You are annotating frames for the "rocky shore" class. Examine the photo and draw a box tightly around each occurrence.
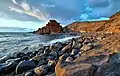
[1,33,120,76]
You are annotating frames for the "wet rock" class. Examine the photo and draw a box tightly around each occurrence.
[17,52,25,58]
[25,71,33,76]
[54,42,63,49]
[80,43,93,51]
[0,55,11,63]
[25,52,33,57]
[30,54,47,62]
[43,46,51,55]
[0,61,18,74]
[22,56,29,61]
[51,42,63,52]
[37,60,48,67]
[48,52,58,60]
[16,60,36,74]
[34,65,48,76]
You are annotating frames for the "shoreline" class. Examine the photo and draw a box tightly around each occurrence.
[0,32,120,76]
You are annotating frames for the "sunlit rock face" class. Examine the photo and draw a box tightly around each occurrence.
[66,11,120,33]
[34,20,63,34]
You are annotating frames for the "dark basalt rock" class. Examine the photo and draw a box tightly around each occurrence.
[94,53,120,76]
[15,60,36,74]
[34,20,63,34]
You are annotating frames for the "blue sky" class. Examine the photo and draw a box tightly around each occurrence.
[0,0,120,32]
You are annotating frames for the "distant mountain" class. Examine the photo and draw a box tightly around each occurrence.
[0,26,35,32]
[65,11,120,33]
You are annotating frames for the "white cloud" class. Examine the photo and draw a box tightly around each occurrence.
[41,4,56,8]
[12,0,18,5]
[9,6,23,13]
[21,1,30,11]
[10,0,49,21]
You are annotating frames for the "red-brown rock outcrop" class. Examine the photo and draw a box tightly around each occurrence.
[34,20,63,34]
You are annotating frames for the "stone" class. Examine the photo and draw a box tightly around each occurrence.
[25,71,33,76]
[30,54,47,62]
[74,42,82,49]
[61,43,72,53]
[83,38,91,45]
[65,57,73,62]
[34,20,63,34]
[15,60,36,74]
[70,49,79,56]
[34,65,48,76]
[55,62,96,76]
[0,61,18,74]
[71,38,76,48]
[16,52,25,58]
[80,43,93,51]
[43,46,51,55]
[37,60,48,67]
[94,53,120,76]
[48,60,56,67]
[22,56,29,61]
[48,52,58,60]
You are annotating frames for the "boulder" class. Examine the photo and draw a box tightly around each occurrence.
[55,62,96,76]
[55,52,110,76]
[34,65,48,76]
[94,53,120,76]
[15,60,36,74]
[0,61,18,74]
[80,43,93,51]
[30,54,47,62]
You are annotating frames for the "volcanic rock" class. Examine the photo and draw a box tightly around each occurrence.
[34,20,63,34]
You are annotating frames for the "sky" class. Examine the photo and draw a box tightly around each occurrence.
[0,0,120,32]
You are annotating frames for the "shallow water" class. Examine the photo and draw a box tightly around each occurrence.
[0,32,79,57]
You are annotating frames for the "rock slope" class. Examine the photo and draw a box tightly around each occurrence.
[66,11,120,33]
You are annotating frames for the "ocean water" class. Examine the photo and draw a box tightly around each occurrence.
[0,32,79,57]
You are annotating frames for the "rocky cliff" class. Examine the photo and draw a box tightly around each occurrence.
[66,11,120,33]
[34,20,63,34]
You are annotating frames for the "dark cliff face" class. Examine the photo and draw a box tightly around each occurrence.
[34,20,63,34]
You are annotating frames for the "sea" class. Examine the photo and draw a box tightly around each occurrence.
[0,32,79,58]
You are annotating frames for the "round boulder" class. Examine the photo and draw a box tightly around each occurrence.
[16,60,36,74]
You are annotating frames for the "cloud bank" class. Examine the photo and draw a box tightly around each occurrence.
[0,0,120,30]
